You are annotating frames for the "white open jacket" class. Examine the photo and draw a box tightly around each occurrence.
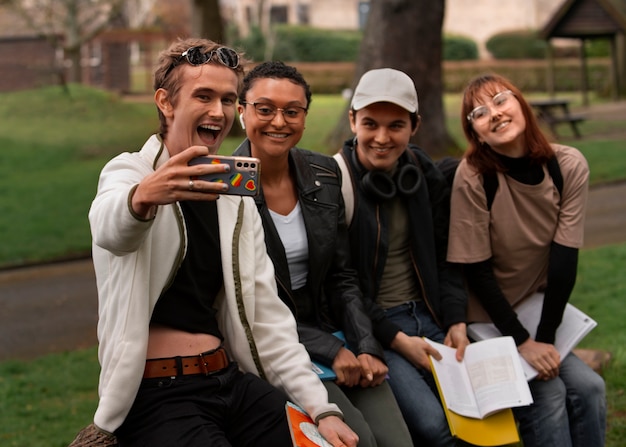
[89,135,340,433]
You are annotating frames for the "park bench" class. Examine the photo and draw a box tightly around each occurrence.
[573,348,612,375]
[529,98,586,139]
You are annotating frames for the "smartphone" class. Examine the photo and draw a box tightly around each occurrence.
[188,155,261,196]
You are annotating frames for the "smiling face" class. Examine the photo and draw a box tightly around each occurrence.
[469,83,527,157]
[349,102,418,172]
[238,77,308,160]
[155,63,239,156]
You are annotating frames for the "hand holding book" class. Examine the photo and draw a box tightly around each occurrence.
[425,336,533,419]
[286,402,334,447]
[467,293,597,380]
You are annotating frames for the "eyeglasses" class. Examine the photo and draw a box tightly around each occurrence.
[163,46,240,80]
[466,90,514,124]
[241,101,308,124]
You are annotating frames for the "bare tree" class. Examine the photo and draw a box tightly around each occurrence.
[327,0,459,158]
[5,0,126,84]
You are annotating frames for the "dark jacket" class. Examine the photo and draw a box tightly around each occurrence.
[337,139,467,348]
[234,140,384,366]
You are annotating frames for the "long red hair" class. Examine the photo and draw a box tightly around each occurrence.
[461,73,554,174]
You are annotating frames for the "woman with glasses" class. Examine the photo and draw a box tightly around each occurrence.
[233,61,413,447]
[447,73,606,447]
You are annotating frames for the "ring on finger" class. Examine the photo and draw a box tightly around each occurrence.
[188,179,195,191]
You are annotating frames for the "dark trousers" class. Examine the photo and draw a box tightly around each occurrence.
[115,363,292,447]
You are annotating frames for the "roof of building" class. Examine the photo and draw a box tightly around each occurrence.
[541,0,626,39]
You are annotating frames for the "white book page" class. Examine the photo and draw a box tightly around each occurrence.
[515,293,597,358]
[426,337,533,418]
[463,337,533,418]
[468,293,597,381]
[424,338,481,418]
[467,322,539,380]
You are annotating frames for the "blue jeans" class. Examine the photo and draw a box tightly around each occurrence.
[384,301,458,446]
[513,352,606,447]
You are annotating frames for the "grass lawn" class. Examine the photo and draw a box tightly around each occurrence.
[0,85,158,267]
[0,85,625,445]
[0,86,624,268]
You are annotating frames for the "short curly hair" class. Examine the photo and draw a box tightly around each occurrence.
[238,61,312,108]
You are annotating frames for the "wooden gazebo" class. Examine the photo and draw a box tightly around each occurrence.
[540,0,626,104]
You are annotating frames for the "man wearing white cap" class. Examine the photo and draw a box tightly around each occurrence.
[334,68,469,446]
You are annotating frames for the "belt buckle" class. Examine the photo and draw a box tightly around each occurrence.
[198,347,226,376]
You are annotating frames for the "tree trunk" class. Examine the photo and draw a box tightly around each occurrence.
[192,0,245,139]
[326,0,460,159]
[193,0,225,43]
[67,48,82,84]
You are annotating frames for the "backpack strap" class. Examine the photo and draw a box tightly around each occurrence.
[482,171,499,211]
[434,156,460,187]
[547,156,563,198]
[483,156,562,211]
[333,152,354,226]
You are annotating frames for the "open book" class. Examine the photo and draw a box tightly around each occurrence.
[425,336,533,419]
[286,402,333,447]
[467,292,597,380]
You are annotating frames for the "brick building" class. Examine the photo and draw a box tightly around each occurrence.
[0,5,131,93]
[0,36,59,91]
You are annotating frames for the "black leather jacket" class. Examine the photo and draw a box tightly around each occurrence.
[234,140,384,366]
[337,139,467,348]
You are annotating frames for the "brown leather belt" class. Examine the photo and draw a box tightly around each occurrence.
[143,346,229,379]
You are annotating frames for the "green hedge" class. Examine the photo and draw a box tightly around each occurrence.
[233,25,362,62]
[486,30,548,59]
[229,25,611,95]
[444,35,478,61]
[233,25,479,63]
[585,38,611,58]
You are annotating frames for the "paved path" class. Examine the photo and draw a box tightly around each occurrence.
[1,182,625,362]
[583,182,626,248]
[0,259,98,361]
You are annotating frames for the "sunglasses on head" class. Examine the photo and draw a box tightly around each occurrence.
[163,46,240,80]
[181,46,240,69]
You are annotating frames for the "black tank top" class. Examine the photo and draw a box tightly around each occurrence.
[151,200,223,338]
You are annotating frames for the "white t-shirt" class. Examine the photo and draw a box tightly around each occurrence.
[269,201,309,289]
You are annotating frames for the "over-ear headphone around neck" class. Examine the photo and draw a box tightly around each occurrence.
[351,142,422,201]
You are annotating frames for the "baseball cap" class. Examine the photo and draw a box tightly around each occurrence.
[351,68,419,113]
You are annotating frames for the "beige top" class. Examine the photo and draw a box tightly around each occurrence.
[447,144,589,323]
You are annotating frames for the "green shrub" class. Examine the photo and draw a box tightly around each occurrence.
[487,30,548,59]
[233,25,362,63]
[232,26,267,62]
[444,35,478,61]
[235,26,478,63]
[585,38,611,58]
[273,25,362,62]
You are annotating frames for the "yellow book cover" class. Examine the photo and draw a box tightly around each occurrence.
[440,403,519,446]
[426,339,522,446]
